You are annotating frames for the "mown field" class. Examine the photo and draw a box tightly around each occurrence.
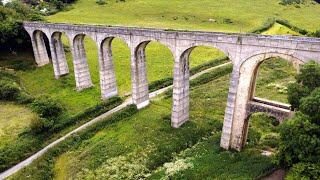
[0,0,313,178]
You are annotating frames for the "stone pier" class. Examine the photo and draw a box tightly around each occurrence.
[98,38,118,99]
[71,34,93,91]
[171,50,190,128]
[131,41,150,109]
[50,32,69,78]
[30,30,50,66]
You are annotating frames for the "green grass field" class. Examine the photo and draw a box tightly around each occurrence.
[9,57,293,179]
[49,59,294,179]
[47,0,320,32]
[0,102,36,148]
[0,0,315,177]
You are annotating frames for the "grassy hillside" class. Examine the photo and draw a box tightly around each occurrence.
[9,58,294,179]
[0,0,312,177]
[47,0,320,32]
[0,102,36,148]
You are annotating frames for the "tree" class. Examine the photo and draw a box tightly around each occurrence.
[277,61,320,178]
[287,60,320,109]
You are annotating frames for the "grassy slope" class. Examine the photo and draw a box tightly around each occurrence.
[262,22,301,36]
[47,0,320,32]
[0,102,36,148]
[46,58,292,179]
[0,0,310,177]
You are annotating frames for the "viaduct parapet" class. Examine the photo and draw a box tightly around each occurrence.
[23,21,320,151]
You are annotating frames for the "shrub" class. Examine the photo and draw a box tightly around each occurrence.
[286,163,320,180]
[287,82,309,109]
[277,113,320,167]
[0,80,20,101]
[300,88,320,123]
[52,97,122,132]
[260,133,280,148]
[313,30,320,38]
[17,92,35,104]
[30,116,54,133]
[96,0,106,5]
[252,18,275,34]
[31,95,64,119]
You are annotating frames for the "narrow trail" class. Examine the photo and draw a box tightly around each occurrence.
[0,62,231,179]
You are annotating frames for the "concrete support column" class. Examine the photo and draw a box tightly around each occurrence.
[171,50,190,128]
[220,66,240,150]
[71,34,93,91]
[50,32,69,79]
[98,38,118,99]
[131,42,150,109]
[229,60,258,151]
[31,31,50,66]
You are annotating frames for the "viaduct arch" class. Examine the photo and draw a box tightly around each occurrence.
[23,22,320,151]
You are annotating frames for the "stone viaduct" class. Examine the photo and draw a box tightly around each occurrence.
[23,22,320,151]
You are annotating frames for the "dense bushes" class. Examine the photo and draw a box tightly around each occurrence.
[287,61,320,109]
[286,163,320,180]
[252,18,275,34]
[0,1,43,50]
[0,80,20,101]
[277,113,320,166]
[31,95,64,119]
[279,0,307,5]
[277,61,320,178]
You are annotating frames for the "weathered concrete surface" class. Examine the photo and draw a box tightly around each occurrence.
[23,22,320,150]
[0,60,230,180]
[99,38,118,99]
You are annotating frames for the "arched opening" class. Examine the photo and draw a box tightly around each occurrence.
[245,112,280,151]
[233,53,302,150]
[99,37,131,99]
[32,30,51,66]
[145,41,174,91]
[130,40,175,108]
[171,45,232,128]
[253,57,297,103]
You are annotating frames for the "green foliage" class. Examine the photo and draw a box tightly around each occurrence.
[287,82,310,109]
[296,61,320,91]
[279,0,307,5]
[287,61,320,109]
[0,80,20,101]
[275,19,309,35]
[31,95,64,119]
[96,0,107,5]
[30,116,54,133]
[190,64,232,87]
[148,77,173,92]
[300,88,320,123]
[10,105,138,179]
[313,30,320,38]
[189,56,229,76]
[286,163,320,180]
[252,18,275,34]
[0,1,43,49]
[277,113,320,167]
[52,97,123,132]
